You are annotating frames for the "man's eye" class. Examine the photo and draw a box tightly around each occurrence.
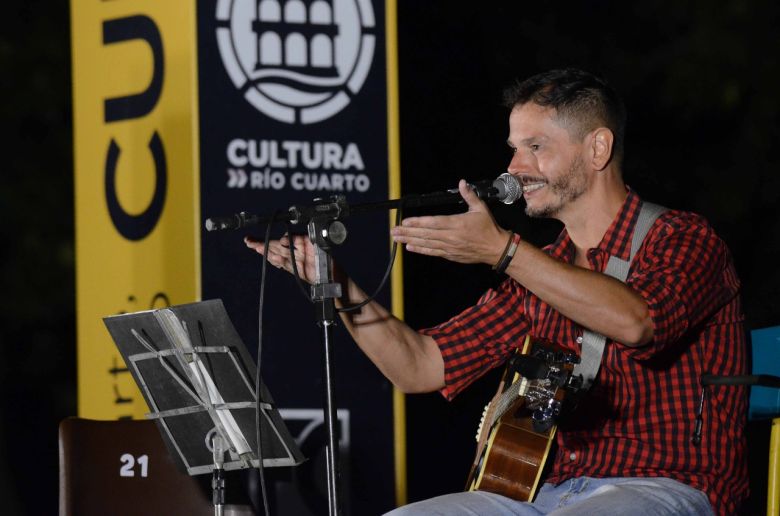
[530,144,540,151]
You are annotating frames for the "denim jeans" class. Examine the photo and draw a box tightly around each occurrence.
[384,477,714,515]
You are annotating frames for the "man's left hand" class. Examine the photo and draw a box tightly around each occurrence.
[391,179,511,265]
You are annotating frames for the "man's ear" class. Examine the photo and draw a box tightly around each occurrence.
[589,127,614,171]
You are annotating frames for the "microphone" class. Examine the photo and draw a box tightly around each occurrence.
[472,173,522,205]
[204,173,522,231]
[403,172,522,208]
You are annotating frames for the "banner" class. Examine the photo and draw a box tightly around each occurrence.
[73,0,402,512]
[199,1,400,512]
[72,0,200,420]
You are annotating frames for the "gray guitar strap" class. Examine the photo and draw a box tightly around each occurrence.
[572,201,668,391]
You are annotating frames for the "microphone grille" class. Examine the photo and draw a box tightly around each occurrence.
[494,173,522,204]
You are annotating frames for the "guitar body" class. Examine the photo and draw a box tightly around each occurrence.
[466,337,578,501]
[467,399,557,501]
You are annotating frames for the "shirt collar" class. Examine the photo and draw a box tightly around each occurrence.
[545,189,642,264]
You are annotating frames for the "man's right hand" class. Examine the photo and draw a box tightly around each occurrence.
[244,234,318,284]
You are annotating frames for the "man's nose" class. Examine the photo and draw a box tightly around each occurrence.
[507,150,532,175]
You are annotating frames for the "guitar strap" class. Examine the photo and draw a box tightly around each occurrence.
[572,201,668,391]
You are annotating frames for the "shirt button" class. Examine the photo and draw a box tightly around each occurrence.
[569,452,577,461]
[576,336,583,344]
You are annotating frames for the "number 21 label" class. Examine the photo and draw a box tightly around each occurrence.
[119,453,149,477]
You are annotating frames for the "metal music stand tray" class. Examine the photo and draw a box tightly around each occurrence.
[103,299,303,479]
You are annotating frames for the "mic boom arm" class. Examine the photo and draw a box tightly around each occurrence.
[204,173,521,231]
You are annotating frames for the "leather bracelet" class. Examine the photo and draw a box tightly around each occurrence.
[493,231,514,269]
[492,232,521,274]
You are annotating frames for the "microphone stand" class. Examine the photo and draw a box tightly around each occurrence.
[204,177,521,514]
[302,198,348,516]
[204,180,514,232]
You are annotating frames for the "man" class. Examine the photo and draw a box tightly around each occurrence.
[246,69,748,515]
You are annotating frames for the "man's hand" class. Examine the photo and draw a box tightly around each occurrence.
[391,179,510,265]
[244,233,318,283]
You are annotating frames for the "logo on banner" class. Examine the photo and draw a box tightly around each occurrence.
[216,0,376,124]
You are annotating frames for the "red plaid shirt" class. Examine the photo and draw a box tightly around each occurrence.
[422,190,748,515]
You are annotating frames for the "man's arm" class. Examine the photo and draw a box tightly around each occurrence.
[390,180,653,347]
[502,243,653,347]
[244,234,445,392]
[334,273,445,393]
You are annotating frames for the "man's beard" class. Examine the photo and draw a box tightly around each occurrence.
[525,156,587,218]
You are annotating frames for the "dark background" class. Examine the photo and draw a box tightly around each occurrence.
[2,0,779,514]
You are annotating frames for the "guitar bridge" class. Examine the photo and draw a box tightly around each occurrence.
[531,398,562,433]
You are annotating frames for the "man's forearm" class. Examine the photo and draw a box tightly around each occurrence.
[506,241,653,347]
[335,273,445,393]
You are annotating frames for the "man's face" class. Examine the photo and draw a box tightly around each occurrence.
[506,103,588,219]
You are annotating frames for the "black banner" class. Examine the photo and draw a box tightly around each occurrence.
[198,0,396,513]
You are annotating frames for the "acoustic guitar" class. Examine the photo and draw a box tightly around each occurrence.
[465,336,580,501]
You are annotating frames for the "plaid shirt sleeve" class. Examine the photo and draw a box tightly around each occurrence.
[625,211,741,360]
[420,278,531,400]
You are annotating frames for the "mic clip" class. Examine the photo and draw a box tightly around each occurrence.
[288,195,348,225]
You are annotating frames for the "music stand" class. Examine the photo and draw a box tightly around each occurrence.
[103,299,303,512]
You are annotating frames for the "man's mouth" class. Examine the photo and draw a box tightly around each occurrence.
[523,182,546,193]
[520,176,547,194]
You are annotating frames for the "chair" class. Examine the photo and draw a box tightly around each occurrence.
[59,417,216,516]
[698,325,780,516]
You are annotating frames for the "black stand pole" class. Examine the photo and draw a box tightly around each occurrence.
[212,435,226,516]
[308,213,348,516]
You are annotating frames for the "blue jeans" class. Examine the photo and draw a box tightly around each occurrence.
[385,477,714,515]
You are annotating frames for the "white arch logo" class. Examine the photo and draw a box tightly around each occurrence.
[215,0,376,124]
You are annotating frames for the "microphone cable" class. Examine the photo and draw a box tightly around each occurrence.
[338,203,403,313]
[253,210,281,516]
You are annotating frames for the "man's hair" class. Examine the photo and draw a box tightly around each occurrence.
[503,68,627,164]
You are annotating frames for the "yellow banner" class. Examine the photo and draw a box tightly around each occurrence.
[71,0,200,419]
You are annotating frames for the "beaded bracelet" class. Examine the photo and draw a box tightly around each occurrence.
[492,232,522,274]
